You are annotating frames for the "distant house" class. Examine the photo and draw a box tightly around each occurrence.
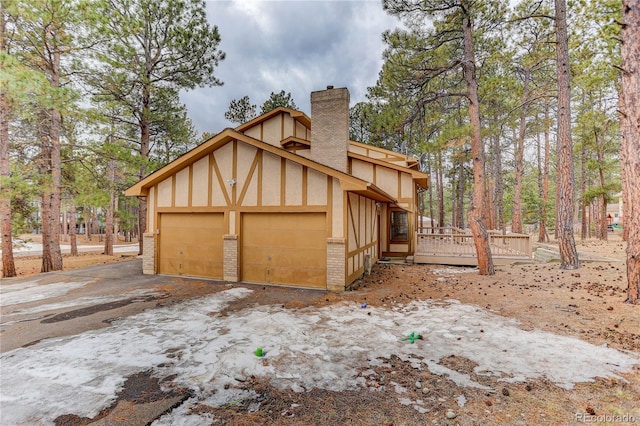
[607,192,623,225]
[125,87,428,291]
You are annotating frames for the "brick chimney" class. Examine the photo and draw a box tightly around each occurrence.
[310,86,350,173]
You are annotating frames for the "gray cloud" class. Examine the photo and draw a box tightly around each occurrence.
[180,0,400,135]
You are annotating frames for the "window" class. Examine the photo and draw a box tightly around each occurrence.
[390,210,408,242]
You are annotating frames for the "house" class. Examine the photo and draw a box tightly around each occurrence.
[607,192,623,225]
[125,87,428,291]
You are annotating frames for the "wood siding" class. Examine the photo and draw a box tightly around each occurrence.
[346,192,378,285]
[349,157,419,255]
[240,112,310,149]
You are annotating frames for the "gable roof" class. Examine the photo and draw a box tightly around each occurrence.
[235,107,311,133]
[124,128,395,203]
[236,107,423,173]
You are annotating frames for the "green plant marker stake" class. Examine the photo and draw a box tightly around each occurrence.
[402,332,422,344]
[255,347,263,357]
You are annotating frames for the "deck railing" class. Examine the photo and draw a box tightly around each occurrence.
[415,227,532,265]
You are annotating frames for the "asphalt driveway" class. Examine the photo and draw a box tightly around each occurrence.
[0,260,227,353]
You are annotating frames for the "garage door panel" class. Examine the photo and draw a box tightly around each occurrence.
[242,213,326,288]
[244,232,327,250]
[162,227,223,245]
[267,266,325,285]
[244,231,325,250]
[244,247,324,268]
[181,259,222,278]
[159,213,224,279]
[286,231,325,248]
[268,248,325,266]
[179,246,221,261]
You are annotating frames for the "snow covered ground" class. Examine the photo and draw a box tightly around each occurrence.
[1,285,638,425]
[0,279,93,307]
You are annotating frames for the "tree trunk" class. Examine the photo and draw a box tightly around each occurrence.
[0,4,16,277]
[437,151,445,228]
[554,0,579,269]
[104,158,115,256]
[462,5,494,275]
[40,191,53,272]
[62,210,67,242]
[587,202,596,238]
[85,208,91,242]
[137,80,152,255]
[69,202,78,256]
[581,142,589,242]
[512,70,529,234]
[114,193,120,242]
[92,210,99,236]
[620,0,639,304]
[455,153,465,228]
[536,129,544,239]
[492,132,505,232]
[538,104,551,243]
[594,128,608,241]
[40,124,62,273]
[427,153,435,231]
[41,27,63,273]
[600,196,607,240]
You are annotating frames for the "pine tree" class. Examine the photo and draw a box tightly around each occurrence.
[380,0,506,274]
[260,90,297,114]
[620,0,640,304]
[86,0,224,254]
[225,95,257,124]
[554,0,580,269]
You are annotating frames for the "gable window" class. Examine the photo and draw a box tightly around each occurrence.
[390,210,409,242]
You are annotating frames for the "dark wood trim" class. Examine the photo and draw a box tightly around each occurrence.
[237,150,260,206]
[211,152,232,206]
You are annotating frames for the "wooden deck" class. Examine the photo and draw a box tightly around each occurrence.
[414,227,532,266]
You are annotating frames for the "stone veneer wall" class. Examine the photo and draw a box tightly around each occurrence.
[142,233,155,274]
[326,238,346,292]
[223,234,239,282]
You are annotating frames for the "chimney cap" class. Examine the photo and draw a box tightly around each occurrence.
[327,85,334,89]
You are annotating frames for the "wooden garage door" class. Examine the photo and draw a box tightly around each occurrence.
[242,213,326,288]
[159,213,224,279]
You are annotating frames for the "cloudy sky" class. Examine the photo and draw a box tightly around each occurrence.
[181,0,401,134]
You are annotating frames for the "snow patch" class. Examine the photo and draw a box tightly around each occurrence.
[3,288,161,318]
[1,289,638,426]
[432,267,478,276]
[0,280,92,307]
[456,394,467,407]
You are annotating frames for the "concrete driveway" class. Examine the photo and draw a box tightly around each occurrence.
[0,260,228,353]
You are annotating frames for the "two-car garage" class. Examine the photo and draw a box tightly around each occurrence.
[157,212,326,288]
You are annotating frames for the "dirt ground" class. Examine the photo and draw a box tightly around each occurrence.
[6,233,640,425]
[3,234,139,278]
